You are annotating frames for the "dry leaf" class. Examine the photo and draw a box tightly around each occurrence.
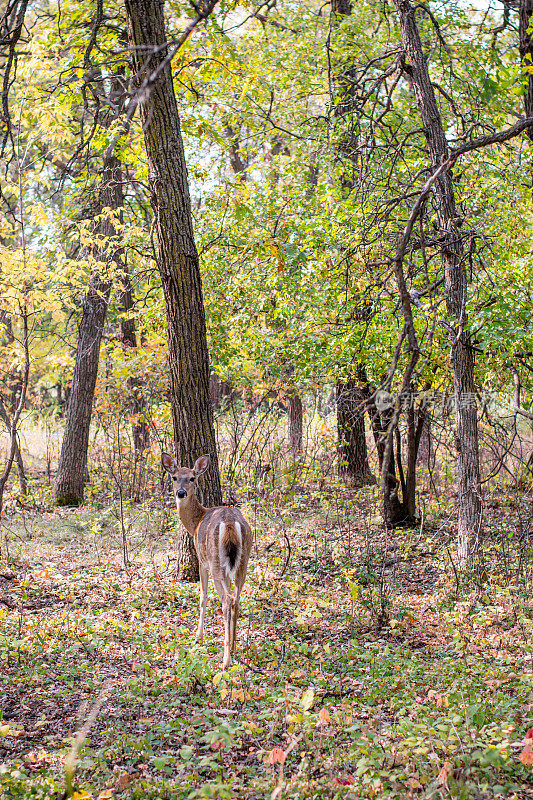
[318,707,330,725]
[114,771,132,790]
[336,775,355,785]
[437,761,453,789]
[267,746,287,766]
[520,742,533,766]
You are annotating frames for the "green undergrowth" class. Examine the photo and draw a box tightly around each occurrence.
[0,504,533,799]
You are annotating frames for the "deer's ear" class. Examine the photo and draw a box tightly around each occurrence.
[193,454,210,476]
[161,452,177,474]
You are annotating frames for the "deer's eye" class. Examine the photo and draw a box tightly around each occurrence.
[172,476,177,481]
[190,476,195,482]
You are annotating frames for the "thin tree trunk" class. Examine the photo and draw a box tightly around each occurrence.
[393,0,482,565]
[53,154,123,506]
[287,393,303,456]
[0,309,29,515]
[125,0,222,580]
[118,264,149,455]
[0,404,26,494]
[330,2,376,492]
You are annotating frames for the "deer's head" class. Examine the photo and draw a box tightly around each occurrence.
[161,453,210,503]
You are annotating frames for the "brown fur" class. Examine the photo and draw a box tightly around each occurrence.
[162,453,253,668]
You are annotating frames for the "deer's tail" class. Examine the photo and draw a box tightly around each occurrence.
[219,521,242,579]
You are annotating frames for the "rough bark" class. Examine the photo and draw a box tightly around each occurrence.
[287,393,303,457]
[53,154,123,506]
[393,0,482,564]
[417,410,433,467]
[337,375,376,488]
[520,0,533,145]
[125,0,222,580]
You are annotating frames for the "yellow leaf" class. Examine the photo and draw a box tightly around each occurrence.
[300,688,315,712]
[97,791,114,799]
[73,792,93,799]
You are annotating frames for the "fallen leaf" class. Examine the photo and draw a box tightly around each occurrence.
[318,707,330,725]
[300,687,315,711]
[267,746,286,766]
[336,775,355,785]
[520,741,533,766]
[114,771,132,790]
[437,761,453,789]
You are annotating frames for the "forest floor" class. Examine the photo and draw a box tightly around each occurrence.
[1,481,533,799]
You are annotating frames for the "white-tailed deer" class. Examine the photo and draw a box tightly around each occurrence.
[162,453,252,669]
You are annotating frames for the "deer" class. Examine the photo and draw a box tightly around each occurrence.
[162,452,253,669]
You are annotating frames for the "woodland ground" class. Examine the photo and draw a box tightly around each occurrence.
[1,456,533,800]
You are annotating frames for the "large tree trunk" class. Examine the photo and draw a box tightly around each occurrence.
[393,0,482,565]
[53,154,123,506]
[125,0,222,580]
[287,393,303,457]
[337,375,376,488]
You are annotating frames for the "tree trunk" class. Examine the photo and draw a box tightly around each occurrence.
[330,3,376,492]
[0,397,27,497]
[520,0,533,149]
[337,373,376,488]
[53,154,123,506]
[125,0,222,580]
[393,0,482,565]
[287,393,303,456]
[417,409,433,467]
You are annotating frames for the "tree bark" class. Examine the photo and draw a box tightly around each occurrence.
[287,392,303,456]
[337,372,376,488]
[53,154,123,506]
[520,0,533,146]
[125,0,222,580]
[0,400,26,495]
[393,0,482,565]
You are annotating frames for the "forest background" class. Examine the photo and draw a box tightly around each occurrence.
[2,0,533,798]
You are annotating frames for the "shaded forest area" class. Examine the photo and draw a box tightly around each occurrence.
[1,0,533,797]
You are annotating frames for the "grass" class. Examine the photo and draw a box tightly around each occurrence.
[1,483,533,799]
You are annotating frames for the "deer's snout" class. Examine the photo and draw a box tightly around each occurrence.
[177,489,187,499]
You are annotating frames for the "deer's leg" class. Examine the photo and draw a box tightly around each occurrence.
[196,564,209,642]
[212,575,232,669]
[230,582,243,654]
